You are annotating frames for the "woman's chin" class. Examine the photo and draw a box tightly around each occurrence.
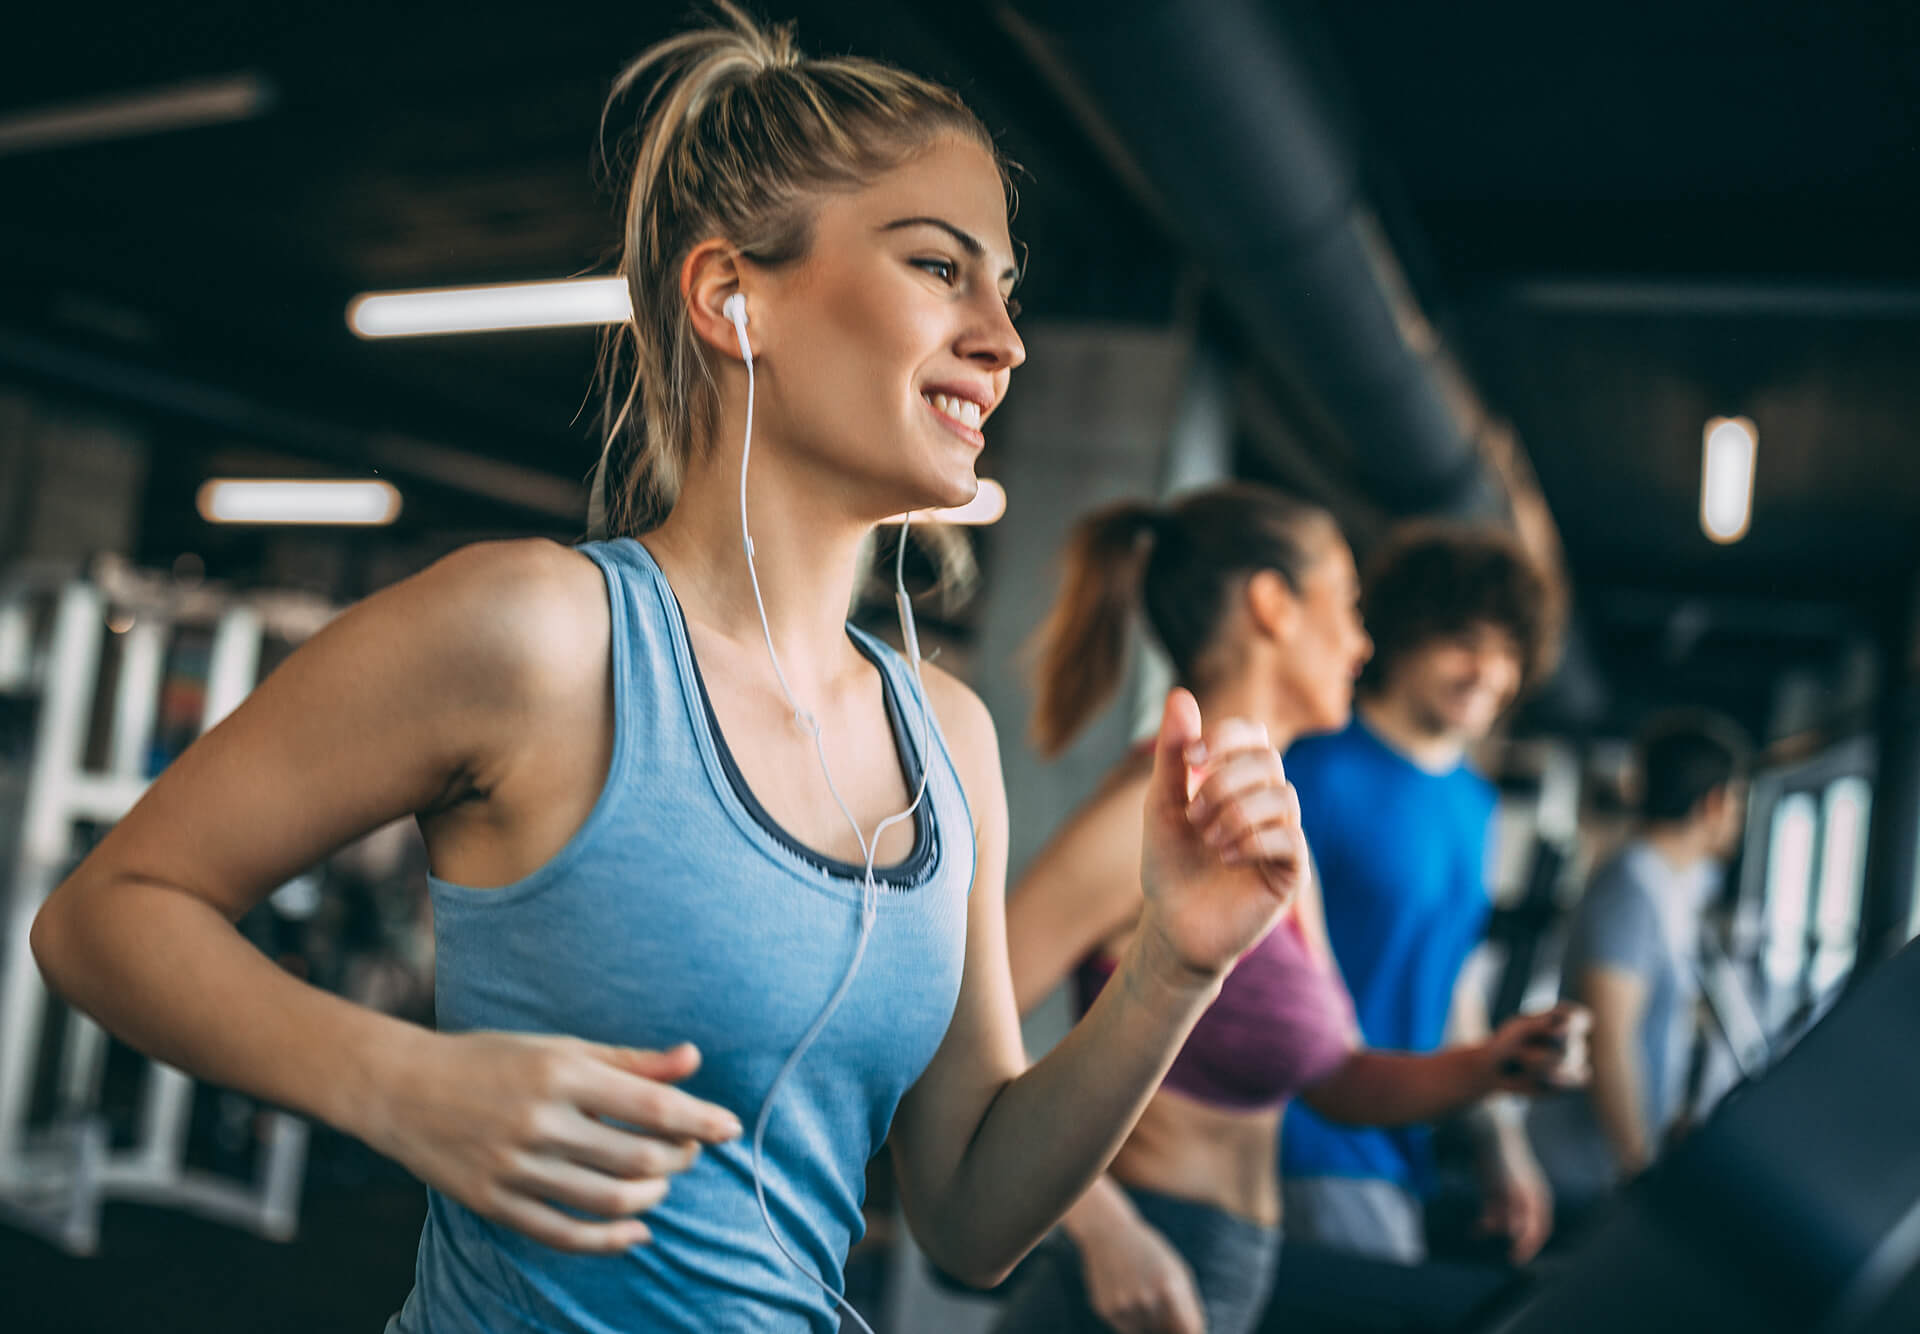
[905,472,980,518]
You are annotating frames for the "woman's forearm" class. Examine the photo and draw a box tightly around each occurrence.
[916,926,1218,1283]
[1300,1044,1496,1127]
[1059,1172,1144,1248]
[32,875,425,1142]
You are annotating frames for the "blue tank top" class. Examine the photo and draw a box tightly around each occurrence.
[387,537,975,1333]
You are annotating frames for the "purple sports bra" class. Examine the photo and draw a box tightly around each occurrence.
[1075,913,1355,1113]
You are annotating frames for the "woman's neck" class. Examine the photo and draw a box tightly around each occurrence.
[1191,675,1307,757]
[640,417,875,694]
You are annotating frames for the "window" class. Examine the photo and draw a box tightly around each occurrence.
[1763,793,1819,989]
[1810,778,1871,994]
[1909,788,1920,943]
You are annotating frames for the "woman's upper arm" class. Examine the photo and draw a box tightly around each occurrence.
[45,539,600,925]
[1001,776,1147,1014]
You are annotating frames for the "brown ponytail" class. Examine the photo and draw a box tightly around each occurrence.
[1027,502,1160,757]
[1028,483,1336,757]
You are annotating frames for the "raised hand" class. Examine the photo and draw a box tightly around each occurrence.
[363,1032,742,1253]
[1137,688,1307,985]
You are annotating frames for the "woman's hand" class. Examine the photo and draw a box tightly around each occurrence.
[1075,1210,1208,1334]
[363,1032,742,1253]
[1485,1003,1591,1096]
[1136,689,1306,986]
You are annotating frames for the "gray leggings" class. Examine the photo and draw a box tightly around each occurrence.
[992,1184,1280,1334]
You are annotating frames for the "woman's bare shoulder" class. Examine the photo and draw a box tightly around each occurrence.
[418,538,606,631]
[397,539,612,702]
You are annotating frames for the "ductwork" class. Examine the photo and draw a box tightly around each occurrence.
[1004,0,1610,726]
[1004,0,1495,514]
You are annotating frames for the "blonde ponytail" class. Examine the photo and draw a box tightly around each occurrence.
[590,2,1005,538]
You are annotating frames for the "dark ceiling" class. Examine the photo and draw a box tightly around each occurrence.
[3,1,1916,726]
[0,0,1169,542]
[1305,0,1920,598]
[1291,0,1920,728]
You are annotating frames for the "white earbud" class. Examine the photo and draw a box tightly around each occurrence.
[723,293,752,364]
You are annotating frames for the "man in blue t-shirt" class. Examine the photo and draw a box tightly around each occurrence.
[1281,524,1558,1266]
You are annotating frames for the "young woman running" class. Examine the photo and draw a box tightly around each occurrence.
[30,11,1310,1333]
[994,486,1585,1334]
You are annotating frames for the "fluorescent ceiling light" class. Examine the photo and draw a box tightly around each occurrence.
[0,74,272,158]
[886,478,1006,526]
[348,278,631,337]
[197,479,402,526]
[1701,416,1756,545]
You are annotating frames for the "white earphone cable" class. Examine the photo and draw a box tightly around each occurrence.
[730,300,935,1334]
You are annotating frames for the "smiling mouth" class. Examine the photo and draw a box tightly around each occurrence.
[923,391,984,432]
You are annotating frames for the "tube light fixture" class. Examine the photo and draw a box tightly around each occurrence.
[197,479,402,526]
[1701,416,1756,545]
[348,278,631,338]
[0,74,273,158]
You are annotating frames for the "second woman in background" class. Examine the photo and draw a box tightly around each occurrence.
[993,485,1585,1334]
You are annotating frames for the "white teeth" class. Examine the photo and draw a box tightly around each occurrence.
[926,392,984,431]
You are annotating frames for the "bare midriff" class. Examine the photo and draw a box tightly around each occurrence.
[1109,1082,1285,1226]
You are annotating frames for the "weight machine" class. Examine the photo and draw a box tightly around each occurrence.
[0,558,332,1254]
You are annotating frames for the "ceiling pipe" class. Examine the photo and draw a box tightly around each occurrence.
[1003,0,1608,724]
[1003,0,1501,513]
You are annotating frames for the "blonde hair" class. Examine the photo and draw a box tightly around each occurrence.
[590,2,1009,539]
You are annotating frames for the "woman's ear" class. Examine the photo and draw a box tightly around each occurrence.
[1246,569,1300,643]
[681,240,751,362]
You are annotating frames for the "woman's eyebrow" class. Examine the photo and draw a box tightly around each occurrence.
[878,216,1021,283]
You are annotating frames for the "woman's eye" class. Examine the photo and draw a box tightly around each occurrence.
[1004,296,1023,321]
[913,258,956,283]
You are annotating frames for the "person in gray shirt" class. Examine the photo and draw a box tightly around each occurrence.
[1530,713,1750,1215]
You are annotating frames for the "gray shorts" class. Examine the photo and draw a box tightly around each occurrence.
[1280,1177,1426,1265]
[993,1184,1281,1334]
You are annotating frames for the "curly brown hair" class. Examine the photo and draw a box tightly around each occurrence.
[1358,522,1561,699]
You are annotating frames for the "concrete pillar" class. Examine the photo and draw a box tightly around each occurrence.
[971,324,1208,884]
